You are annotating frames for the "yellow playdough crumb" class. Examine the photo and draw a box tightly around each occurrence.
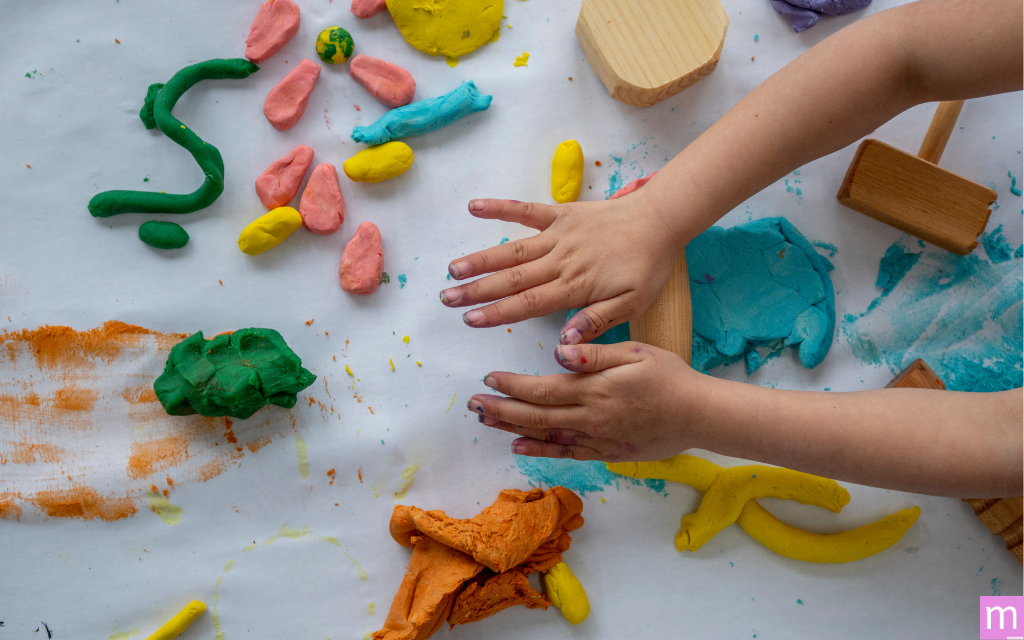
[514,52,529,67]
[543,562,590,625]
[346,364,355,377]
[446,56,459,68]
[416,360,422,366]
[402,335,410,343]
[145,600,206,640]
[237,206,303,255]
[343,142,414,183]
[390,357,395,371]
[551,140,583,203]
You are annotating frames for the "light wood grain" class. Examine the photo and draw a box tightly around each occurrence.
[575,0,728,108]
[887,359,1022,565]
[917,100,965,164]
[629,252,692,364]
[837,139,996,254]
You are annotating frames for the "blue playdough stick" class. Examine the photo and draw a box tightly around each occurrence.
[351,81,492,145]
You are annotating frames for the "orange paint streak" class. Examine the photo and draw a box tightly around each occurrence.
[29,485,137,521]
[358,466,363,483]
[196,457,226,482]
[246,435,273,453]
[0,321,183,371]
[122,385,158,404]
[0,491,23,521]
[51,387,98,411]
[9,442,64,465]
[223,417,238,444]
[127,435,188,479]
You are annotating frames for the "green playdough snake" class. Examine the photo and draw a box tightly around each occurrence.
[88,58,259,218]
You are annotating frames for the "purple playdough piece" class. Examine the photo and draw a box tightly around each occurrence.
[770,0,871,32]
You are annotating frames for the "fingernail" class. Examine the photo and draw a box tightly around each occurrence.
[484,375,497,389]
[511,443,525,455]
[439,288,461,305]
[448,261,470,278]
[463,310,485,326]
[467,398,484,413]
[560,328,582,345]
[556,345,578,363]
[468,199,485,212]
[481,415,498,426]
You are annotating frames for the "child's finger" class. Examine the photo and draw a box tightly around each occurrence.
[460,281,568,328]
[480,419,589,445]
[511,437,604,461]
[559,297,638,345]
[467,199,558,230]
[467,393,579,430]
[482,371,584,406]
[446,235,555,280]
[554,342,646,373]
[440,258,558,308]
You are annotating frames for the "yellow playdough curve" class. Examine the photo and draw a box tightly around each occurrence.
[608,456,920,563]
[343,142,414,183]
[238,206,303,255]
[386,0,503,59]
[551,140,583,203]
[146,600,206,640]
[543,561,590,625]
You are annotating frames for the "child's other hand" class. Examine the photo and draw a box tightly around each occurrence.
[467,342,709,462]
[439,196,681,344]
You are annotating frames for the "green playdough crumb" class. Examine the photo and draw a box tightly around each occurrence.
[154,328,316,419]
[139,220,189,249]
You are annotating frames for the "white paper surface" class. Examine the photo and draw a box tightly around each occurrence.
[1,0,1021,638]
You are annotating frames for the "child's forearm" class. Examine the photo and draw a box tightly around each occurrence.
[635,0,1023,248]
[695,378,1023,498]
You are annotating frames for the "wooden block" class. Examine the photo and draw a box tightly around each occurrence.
[886,359,1022,565]
[575,0,728,108]
[629,252,692,364]
[837,139,996,255]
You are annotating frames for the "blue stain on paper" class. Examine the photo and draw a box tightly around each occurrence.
[515,457,666,496]
[843,237,1023,392]
[982,224,1020,264]
[606,155,625,198]
[991,578,1002,596]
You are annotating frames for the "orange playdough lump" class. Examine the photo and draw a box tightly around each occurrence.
[338,221,384,294]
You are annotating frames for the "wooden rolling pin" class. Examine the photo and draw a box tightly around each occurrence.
[629,252,692,364]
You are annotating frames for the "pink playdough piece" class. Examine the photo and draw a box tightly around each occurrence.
[245,0,301,64]
[349,55,416,109]
[338,221,384,295]
[255,145,314,209]
[264,59,321,131]
[350,0,388,18]
[609,172,657,200]
[299,163,345,235]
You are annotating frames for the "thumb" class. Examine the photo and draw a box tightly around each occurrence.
[559,297,636,345]
[554,342,646,373]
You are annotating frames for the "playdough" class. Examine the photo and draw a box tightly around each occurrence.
[264,59,321,130]
[153,328,316,420]
[770,0,872,32]
[255,144,314,209]
[146,600,207,640]
[610,173,656,199]
[543,562,590,625]
[343,142,414,183]
[245,0,301,63]
[138,221,189,249]
[386,0,503,59]
[374,487,583,640]
[351,81,492,145]
[299,163,345,234]
[349,55,416,108]
[237,206,304,255]
[88,59,259,218]
[351,0,388,18]
[551,140,584,203]
[608,456,921,563]
[315,26,354,64]
[338,221,384,294]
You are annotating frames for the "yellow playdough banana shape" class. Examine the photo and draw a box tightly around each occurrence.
[543,561,590,625]
[551,140,584,203]
[387,0,503,59]
[145,600,206,640]
[343,142,414,183]
[608,456,920,563]
[238,206,303,255]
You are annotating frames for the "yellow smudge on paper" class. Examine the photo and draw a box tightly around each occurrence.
[295,434,309,479]
[145,489,182,525]
[223,559,236,572]
[242,543,256,552]
[320,535,342,547]
[389,358,395,372]
[264,524,312,545]
[393,464,419,501]
[345,552,370,581]
[369,602,376,615]
[446,392,456,412]
[514,52,529,67]
[363,633,373,640]
[446,56,459,67]
[108,627,140,640]
[402,336,410,344]
[211,575,225,640]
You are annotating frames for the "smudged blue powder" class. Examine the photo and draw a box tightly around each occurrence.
[1016,245,1024,259]
[983,224,1014,264]
[991,578,1002,596]
[515,457,665,495]
[398,274,407,288]
[866,241,921,314]
[605,155,624,199]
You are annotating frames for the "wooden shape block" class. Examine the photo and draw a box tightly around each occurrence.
[576,0,728,108]
[630,252,692,364]
[837,139,996,255]
[886,359,1022,565]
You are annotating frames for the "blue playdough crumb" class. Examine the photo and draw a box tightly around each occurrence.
[398,274,407,288]
[1009,170,1022,196]
[499,237,509,245]
[812,240,838,257]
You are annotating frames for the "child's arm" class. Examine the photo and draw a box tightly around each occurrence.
[441,0,1022,343]
[469,342,1023,498]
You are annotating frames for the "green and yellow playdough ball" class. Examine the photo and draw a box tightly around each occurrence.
[316,26,354,64]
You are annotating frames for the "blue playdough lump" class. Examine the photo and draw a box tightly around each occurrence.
[351,81,492,145]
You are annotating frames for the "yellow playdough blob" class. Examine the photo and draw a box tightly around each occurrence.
[146,600,206,640]
[543,562,590,625]
[238,206,303,255]
[343,142,414,183]
[386,0,503,59]
[551,140,583,203]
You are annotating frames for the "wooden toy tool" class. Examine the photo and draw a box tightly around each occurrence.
[887,359,1022,564]
[575,0,728,108]
[630,253,692,364]
[837,101,997,254]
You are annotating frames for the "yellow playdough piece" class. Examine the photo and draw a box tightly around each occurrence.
[145,600,206,640]
[238,206,303,255]
[551,140,583,203]
[543,561,590,625]
[386,0,503,59]
[608,456,920,563]
[343,142,414,183]
[514,52,529,67]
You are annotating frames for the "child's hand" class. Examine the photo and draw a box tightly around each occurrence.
[439,196,683,344]
[467,342,710,462]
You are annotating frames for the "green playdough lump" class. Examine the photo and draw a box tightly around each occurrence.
[154,328,316,419]
[139,220,189,249]
[88,58,259,218]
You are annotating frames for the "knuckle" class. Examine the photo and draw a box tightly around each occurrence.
[503,266,525,289]
[507,240,529,263]
[557,444,577,459]
[517,288,542,313]
[531,383,555,405]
